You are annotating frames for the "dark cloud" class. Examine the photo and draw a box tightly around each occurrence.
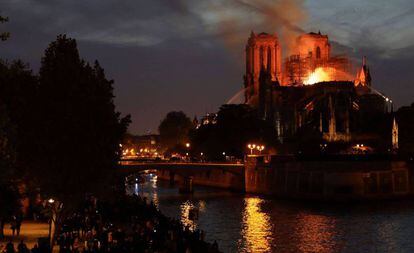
[1,0,414,133]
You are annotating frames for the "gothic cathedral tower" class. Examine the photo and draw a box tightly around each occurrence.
[244,32,282,105]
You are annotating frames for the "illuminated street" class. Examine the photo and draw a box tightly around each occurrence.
[0,222,49,249]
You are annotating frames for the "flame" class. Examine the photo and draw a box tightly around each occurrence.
[304,67,335,85]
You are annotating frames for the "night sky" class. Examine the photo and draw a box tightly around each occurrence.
[1,0,414,134]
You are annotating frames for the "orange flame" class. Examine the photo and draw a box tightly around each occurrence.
[304,67,335,85]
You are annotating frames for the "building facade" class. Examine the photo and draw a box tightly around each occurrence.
[243,31,390,147]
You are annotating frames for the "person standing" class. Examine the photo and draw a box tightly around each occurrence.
[17,240,28,253]
[30,244,39,253]
[0,217,5,239]
[10,216,16,237]
[15,213,22,237]
[6,241,15,253]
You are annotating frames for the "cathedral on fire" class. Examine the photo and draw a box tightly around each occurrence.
[243,31,393,149]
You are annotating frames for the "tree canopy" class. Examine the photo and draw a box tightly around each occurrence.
[158,111,193,152]
[0,60,33,232]
[191,104,277,160]
[29,35,130,202]
[396,103,414,155]
[0,16,10,41]
[0,60,37,175]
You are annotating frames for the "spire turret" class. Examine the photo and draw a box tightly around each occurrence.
[355,56,372,87]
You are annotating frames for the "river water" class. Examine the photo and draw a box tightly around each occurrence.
[126,173,414,253]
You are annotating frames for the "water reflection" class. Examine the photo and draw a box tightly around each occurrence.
[127,173,414,253]
[199,200,206,212]
[150,174,159,207]
[180,200,205,232]
[295,213,336,253]
[240,197,272,253]
[134,183,139,196]
[180,200,197,231]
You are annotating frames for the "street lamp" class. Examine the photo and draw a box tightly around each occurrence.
[185,143,191,160]
[47,198,63,249]
[257,145,265,154]
[247,144,256,155]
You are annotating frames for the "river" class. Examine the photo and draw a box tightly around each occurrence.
[126,173,414,253]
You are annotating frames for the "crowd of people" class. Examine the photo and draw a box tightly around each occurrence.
[0,235,50,253]
[56,195,220,253]
[1,195,220,253]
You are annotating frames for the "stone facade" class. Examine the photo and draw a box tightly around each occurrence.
[244,32,282,105]
[244,31,351,105]
[245,155,414,201]
[243,31,389,144]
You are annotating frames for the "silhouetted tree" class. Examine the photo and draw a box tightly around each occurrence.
[30,35,130,205]
[0,104,15,179]
[0,103,19,235]
[0,60,33,235]
[0,103,20,238]
[0,183,21,238]
[191,104,277,160]
[0,16,10,41]
[158,111,193,152]
[0,60,37,176]
[396,103,414,155]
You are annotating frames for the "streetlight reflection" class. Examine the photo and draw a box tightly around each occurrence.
[241,197,272,253]
[180,201,197,232]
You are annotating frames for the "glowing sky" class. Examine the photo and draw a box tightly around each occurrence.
[1,0,414,134]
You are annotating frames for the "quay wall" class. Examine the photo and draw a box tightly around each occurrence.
[124,156,414,200]
[245,155,414,200]
[156,165,245,191]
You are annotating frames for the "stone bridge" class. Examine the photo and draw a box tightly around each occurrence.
[119,160,245,193]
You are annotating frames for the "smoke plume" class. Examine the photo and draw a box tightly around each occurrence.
[202,0,308,55]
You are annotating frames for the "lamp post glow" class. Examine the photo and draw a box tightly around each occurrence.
[247,144,256,155]
[185,143,191,160]
[257,145,265,154]
[47,198,59,248]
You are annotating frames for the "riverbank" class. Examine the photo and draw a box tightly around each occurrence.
[152,155,414,201]
[53,194,221,253]
[1,194,221,253]
[0,221,49,251]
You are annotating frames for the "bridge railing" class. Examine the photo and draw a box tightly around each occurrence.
[118,159,244,167]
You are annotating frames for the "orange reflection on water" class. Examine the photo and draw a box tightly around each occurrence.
[295,212,336,253]
[180,200,197,231]
[150,175,159,207]
[241,197,273,253]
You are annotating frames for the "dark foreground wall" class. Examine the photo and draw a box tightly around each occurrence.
[245,155,414,200]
